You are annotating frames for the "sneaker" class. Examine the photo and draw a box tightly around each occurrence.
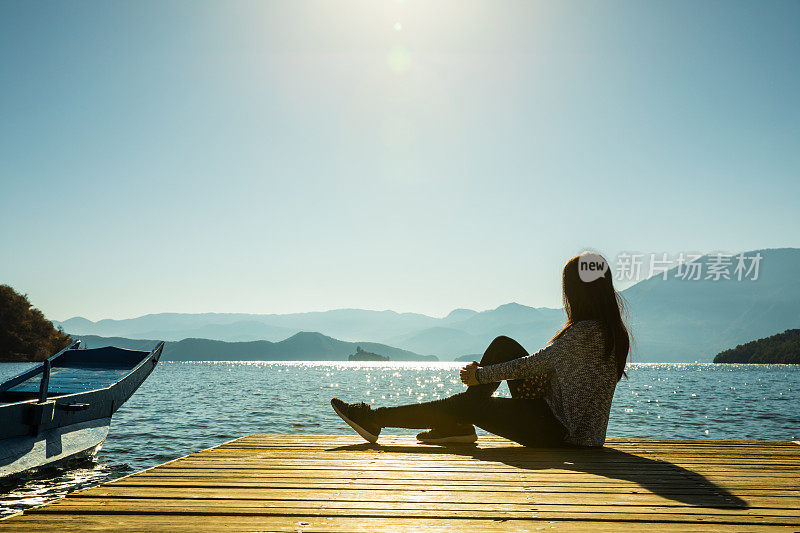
[330,398,381,443]
[416,426,478,445]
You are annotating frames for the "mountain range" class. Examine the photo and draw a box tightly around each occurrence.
[55,248,800,362]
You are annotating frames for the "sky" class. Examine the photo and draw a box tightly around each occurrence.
[1,0,798,321]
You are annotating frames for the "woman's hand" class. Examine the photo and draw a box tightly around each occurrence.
[460,361,480,386]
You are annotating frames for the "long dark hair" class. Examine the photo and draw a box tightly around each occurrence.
[551,253,630,380]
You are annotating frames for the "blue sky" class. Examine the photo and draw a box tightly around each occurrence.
[1,1,798,321]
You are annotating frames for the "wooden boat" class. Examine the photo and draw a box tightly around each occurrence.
[0,340,163,479]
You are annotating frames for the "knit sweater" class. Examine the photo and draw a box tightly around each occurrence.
[475,320,617,447]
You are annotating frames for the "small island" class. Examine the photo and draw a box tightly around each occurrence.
[713,329,800,364]
[348,346,389,362]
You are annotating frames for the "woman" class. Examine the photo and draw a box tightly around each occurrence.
[331,252,630,448]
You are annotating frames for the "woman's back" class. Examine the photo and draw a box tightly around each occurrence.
[477,319,617,446]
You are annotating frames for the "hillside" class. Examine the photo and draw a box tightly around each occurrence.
[713,329,800,364]
[1,284,72,362]
[73,332,438,362]
[622,248,800,362]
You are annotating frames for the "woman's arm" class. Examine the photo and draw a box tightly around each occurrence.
[475,321,599,384]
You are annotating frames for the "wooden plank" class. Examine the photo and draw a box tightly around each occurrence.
[181,449,800,460]
[116,473,800,489]
[3,514,799,532]
[152,454,800,467]
[68,486,800,510]
[213,444,799,454]
[219,440,799,453]
[124,468,797,481]
[106,479,800,495]
[171,458,800,469]
[142,465,800,476]
[227,435,798,444]
[23,499,800,525]
[182,446,800,456]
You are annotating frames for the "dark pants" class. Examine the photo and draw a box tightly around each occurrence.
[372,336,568,447]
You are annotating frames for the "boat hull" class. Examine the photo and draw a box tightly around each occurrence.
[0,417,110,479]
[0,341,163,479]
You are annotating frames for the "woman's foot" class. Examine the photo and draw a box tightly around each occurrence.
[416,425,478,445]
[330,398,381,443]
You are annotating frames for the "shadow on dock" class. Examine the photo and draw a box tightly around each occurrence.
[330,442,750,510]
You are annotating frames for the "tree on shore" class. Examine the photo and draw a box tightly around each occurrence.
[0,285,72,362]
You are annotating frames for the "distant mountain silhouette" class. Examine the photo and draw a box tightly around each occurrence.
[443,308,478,322]
[389,304,564,358]
[387,327,488,357]
[622,248,800,362]
[132,321,295,343]
[73,332,437,362]
[56,248,800,362]
[713,329,800,364]
[58,314,298,342]
[58,309,438,343]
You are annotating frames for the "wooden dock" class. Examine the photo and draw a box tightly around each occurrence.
[2,435,799,531]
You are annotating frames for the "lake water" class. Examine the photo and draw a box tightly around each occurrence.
[0,361,797,517]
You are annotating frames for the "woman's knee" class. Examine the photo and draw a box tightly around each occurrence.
[485,336,526,360]
[488,335,517,350]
